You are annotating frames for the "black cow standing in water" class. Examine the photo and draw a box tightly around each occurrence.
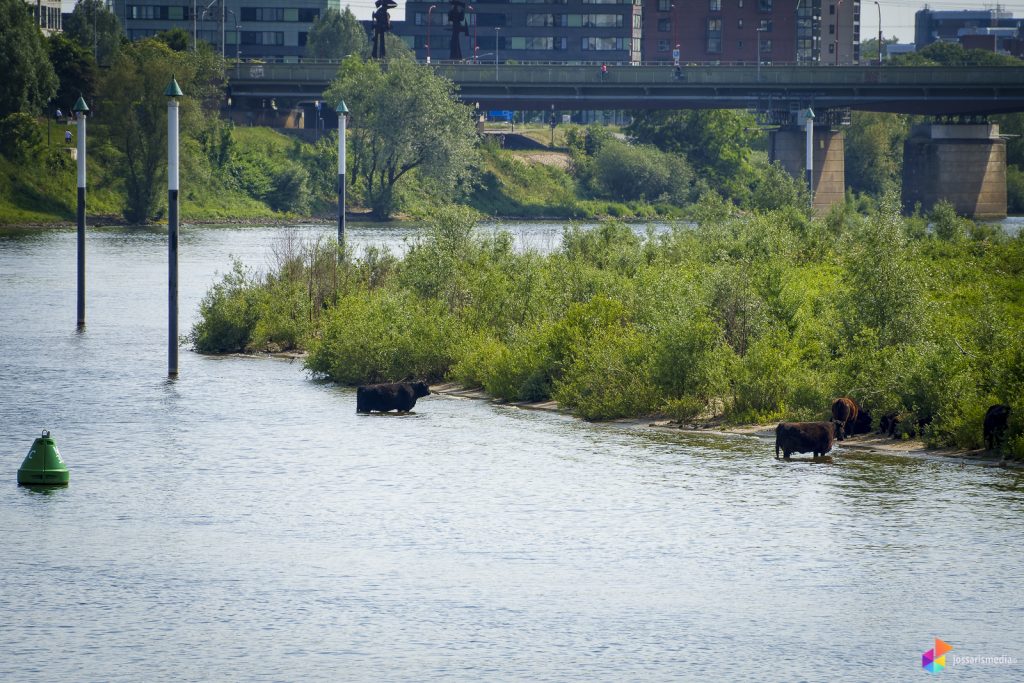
[357,382,430,413]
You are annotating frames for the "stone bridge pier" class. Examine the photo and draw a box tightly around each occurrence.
[769,118,846,215]
[902,123,1007,220]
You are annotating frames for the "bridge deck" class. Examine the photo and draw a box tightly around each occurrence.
[228,63,1024,115]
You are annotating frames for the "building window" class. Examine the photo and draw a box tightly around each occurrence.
[709,0,721,10]
[759,19,772,31]
[830,4,835,14]
[658,18,671,31]
[658,39,670,51]
[829,43,835,53]
[829,24,834,34]
[737,18,743,28]
[527,13,556,26]
[658,0,671,10]
[707,17,722,52]
[758,0,772,10]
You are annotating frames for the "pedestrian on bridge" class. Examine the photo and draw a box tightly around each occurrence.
[601,63,608,81]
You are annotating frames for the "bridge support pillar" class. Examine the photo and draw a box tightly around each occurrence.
[902,123,1006,219]
[769,126,845,214]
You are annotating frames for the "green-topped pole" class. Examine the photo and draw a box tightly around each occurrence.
[166,76,183,377]
[17,431,70,486]
[336,99,349,251]
[73,95,89,329]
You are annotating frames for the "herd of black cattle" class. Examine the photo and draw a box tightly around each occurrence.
[775,398,1013,463]
[354,381,1014,465]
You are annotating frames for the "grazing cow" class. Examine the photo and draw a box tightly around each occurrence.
[831,397,860,440]
[356,381,430,413]
[983,404,1011,453]
[775,421,842,459]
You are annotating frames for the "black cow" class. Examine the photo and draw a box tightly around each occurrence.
[847,409,873,436]
[775,421,842,459]
[831,397,860,440]
[983,404,1011,454]
[356,381,430,413]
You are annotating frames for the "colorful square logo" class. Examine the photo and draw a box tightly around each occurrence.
[922,638,953,674]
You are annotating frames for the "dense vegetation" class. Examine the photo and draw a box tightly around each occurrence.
[189,200,1024,458]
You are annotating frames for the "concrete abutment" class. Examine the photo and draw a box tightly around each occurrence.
[769,126,846,215]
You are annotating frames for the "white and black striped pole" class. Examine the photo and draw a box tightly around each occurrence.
[804,107,815,205]
[166,77,183,377]
[73,95,89,328]
[336,99,348,250]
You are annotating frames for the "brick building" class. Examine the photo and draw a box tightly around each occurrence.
[641,0,859,65]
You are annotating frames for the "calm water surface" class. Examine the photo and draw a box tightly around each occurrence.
[1,224,1022,682]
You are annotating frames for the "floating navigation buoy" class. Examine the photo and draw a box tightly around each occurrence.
[17,430,70,486]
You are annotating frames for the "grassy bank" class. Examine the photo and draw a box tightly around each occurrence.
[189,199,1024,458]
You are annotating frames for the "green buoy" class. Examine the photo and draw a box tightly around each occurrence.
[17,430,70,486]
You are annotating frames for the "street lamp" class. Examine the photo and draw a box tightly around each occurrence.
[835,0,844,65]
[426,4,436,64]
[874,1,882,64]
[494,26,500,79]
[226,8,240,65]
[756,27,766,81]
[468,5,477,63]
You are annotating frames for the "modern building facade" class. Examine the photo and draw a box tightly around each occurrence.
[27,0,62,34]
[641,0,858,65]
[400,0,643,64]
[915,8,1022,49]
[111,0,342,59]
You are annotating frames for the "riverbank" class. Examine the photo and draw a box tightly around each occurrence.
[430,382,1022,470]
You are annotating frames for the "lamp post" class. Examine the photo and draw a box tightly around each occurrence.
[494,26,500,79]
[337,100,349,250]
[192,0,197,51]
[804,107,815,205]
[73,96,89,328]
[165,76,184,377]
[835,0,844,65]
[426,4,436,64]
[468,5,477,63]
[874,1,882,64]
[226,8,240,64]
[756,27,765,81]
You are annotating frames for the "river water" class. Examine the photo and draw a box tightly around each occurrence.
[1,223,1022,682]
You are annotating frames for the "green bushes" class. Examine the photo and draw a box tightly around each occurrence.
[192,203,1024,454]
[305,289,458,384]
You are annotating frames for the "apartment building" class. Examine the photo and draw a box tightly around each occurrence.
[642,0,858,65]
[111,0,341,59]
[27,0,62,34]
[400,0,644,64]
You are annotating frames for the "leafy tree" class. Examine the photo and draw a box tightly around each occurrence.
[0,0,58,118]
[323,56,478,218]
[63,0,122,67]
[100,39,225,223]
[47,33,98,114]
[306,7,370,60]
[0,112,42,161]
[844,111,908,196]
[890,41,1023,67]
[156,27,191,52]
[626,109,759,184]
[591,140,693,204]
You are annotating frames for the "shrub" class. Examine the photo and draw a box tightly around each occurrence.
[0,113,42,161]
[305,289,458,384]
[553,326,661,421]
[189,260,262,353]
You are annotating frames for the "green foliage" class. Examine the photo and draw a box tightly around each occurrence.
[324,56,478,218]
[306,7,370,60]
[1007,165,1024,214]
[0,0,58,118]
[845,112,908,196]
[189,260,262,353]
[155,27,191,52]
[47,34,98,113]
[63,0,121,67]
[305,289,458,384]
[0,113,42,161]
[591,140,693,204]
[891,41,1023,67]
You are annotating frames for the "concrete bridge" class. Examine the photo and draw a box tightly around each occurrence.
[228,62,1024,218]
